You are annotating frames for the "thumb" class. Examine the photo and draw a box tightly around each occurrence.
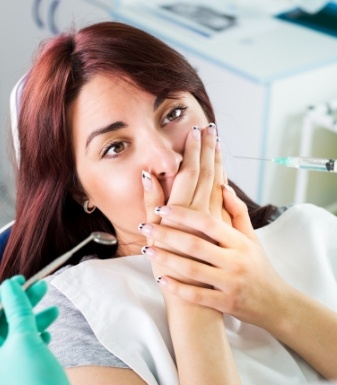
[1,278,37,334]
[222,184,259,242]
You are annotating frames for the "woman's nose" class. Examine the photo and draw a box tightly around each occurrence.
[142,134,183,179]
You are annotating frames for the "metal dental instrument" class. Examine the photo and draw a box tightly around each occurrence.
[234,156,337,173]
[0,231,117,312]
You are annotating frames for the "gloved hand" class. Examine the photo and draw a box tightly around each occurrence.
[0,276,70,385]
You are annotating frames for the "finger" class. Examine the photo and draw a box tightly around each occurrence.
[0,277,47,308]
[168,126,201,207]
[191,123,217,210]
[1,278,37,334]
[156,276,229,313]
[139,219,241,268]
[142,245,227,286]
[222,185,258,242]
[210,135,227,219]
[35,306,59,333]
[40,331,52,344]
[25,280,48,308]
[220,169,232,224]
[142,170,165,225]
[151,205,245,249]
[11,275,25,285]
[0,274,25,302]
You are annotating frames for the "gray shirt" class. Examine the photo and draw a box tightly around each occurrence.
[37,263,129,369]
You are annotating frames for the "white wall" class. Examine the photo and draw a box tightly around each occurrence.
[0,0,112,227]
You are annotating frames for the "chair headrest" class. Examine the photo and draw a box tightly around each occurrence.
[9,74,27,165]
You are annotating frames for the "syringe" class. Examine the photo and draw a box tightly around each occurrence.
[234,156,337,173]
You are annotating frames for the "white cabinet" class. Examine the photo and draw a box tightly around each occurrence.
[112,2,337,209]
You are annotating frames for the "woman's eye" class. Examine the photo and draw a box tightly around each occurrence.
[162,105,187,125]
[102,141,127,158]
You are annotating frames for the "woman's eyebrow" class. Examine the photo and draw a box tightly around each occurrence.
[85,121,127,150]
[154,96,165,111]
[85,95,168,150]
[154,94,181,110]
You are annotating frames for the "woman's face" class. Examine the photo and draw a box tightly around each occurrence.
[69,74,209,256]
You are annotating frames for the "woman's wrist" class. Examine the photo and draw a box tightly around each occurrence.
[164,295,241,385]
[260,283,306,342]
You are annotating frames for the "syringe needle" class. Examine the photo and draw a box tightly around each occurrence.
[272,157,337,172]
[233,156,272,161]
[233,155,337,172]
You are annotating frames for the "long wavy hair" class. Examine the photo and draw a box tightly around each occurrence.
[0,22,276,281]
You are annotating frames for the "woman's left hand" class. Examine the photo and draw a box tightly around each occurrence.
[139,187,288,330]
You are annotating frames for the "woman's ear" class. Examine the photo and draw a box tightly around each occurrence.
[71,190,96,214]
[68,179,87,206]
[72,191,86,206]
[69,176,96,213]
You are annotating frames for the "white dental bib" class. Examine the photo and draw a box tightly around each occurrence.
[51,204,337,385]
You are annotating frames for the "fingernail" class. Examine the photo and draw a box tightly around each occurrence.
[141,246,156,257]
[207,122,217,136]
[156,276,168,286]
[192,125,201,140]
[142,170,152,191]
[138,223,154,236]
[216,136,221,152]
[223,183,236,195]
[154,206,172,216]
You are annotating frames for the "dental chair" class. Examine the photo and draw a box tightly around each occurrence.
[0,221,14,262]
[0,76,26,262]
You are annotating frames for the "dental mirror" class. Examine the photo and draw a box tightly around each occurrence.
[0,231,117,312]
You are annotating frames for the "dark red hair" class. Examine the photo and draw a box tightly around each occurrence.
[0,22,276,280]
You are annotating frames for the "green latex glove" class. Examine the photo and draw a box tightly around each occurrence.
[0,276,70,385]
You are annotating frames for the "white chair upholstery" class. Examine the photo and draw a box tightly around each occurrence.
[9,74,27,165]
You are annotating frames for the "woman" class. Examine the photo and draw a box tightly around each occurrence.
[1,22,336,385]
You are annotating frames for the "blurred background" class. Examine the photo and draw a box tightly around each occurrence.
[1,0,337,228]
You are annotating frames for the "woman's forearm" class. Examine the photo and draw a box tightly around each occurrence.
[163,293,241,385]
[264,285,337,380]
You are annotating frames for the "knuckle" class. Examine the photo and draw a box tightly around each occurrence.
[184,167,199,180]
[199,166,214,181]
[215,154,223,165]
[184,236,202,256]
[227,284,244,313]
[158,227,169,243]
[144,199,158,210]
[238,200,249,214]
[185,261,200,279]
[232,200,249,219]
[204,140,216,151]
[233,260,248,276]
[203,214,216,230]
[188,290,204,304]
